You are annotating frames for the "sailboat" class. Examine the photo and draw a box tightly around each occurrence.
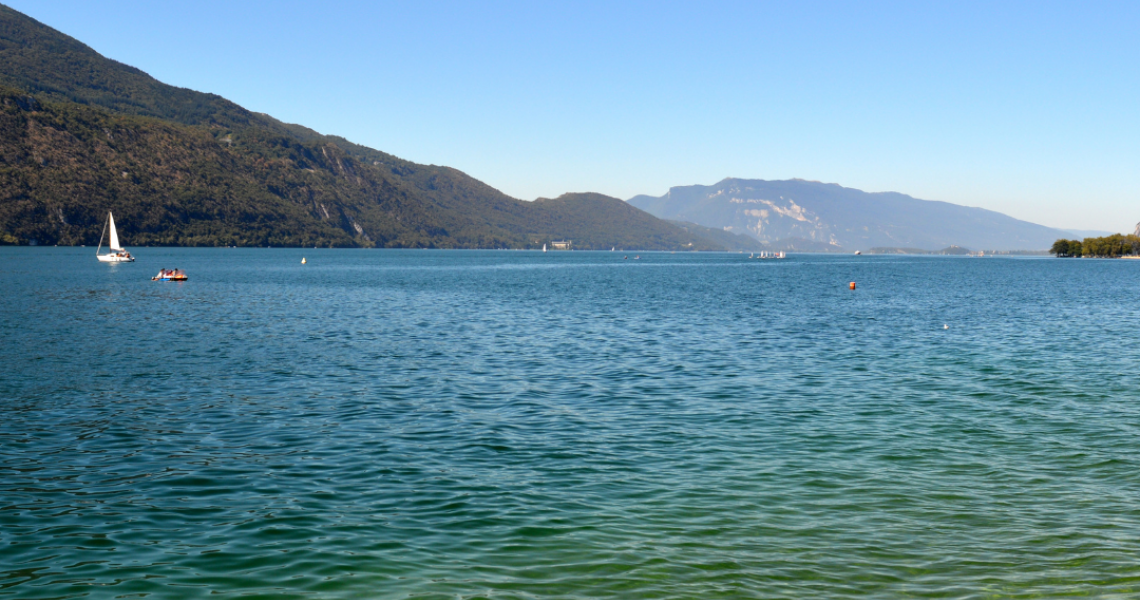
[542,244,547,253]
[96,211,134,262]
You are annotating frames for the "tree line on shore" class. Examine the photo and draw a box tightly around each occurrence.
[1051,234,1140,258]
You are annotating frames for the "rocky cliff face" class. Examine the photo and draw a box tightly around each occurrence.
[629,181,841,248]
[629,178,1068,251]
[714,188,840,246]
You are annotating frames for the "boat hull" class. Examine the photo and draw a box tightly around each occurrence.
[97,254,135,262]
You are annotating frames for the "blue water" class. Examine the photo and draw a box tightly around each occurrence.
[3,248,1140,599]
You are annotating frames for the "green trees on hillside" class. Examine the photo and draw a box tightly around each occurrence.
[0,5,721,251]
[0,86,714,250]
[1052,235,1140,258]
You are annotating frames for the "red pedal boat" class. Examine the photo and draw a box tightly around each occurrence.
[152,268,187,281]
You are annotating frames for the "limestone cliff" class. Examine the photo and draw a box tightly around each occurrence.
[629,178,1068,251]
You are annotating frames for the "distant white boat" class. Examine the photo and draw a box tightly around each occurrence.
[96,211,134,262]
[543,243,547,253]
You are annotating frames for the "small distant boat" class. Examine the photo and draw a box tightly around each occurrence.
[854,250,862,255]
[96,211,134,262]
[543,244,547,253]
[152,268,187,282]
[301,257,307,264]
[611,247,615,252]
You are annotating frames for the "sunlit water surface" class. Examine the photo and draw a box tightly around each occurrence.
[3,248,1140,599]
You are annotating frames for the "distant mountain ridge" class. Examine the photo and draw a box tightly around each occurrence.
[0,4,746,250]
[1065,229,1116,238]
[629,178,1068,251]
[0,4,1075,252]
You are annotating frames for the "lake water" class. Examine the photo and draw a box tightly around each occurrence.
[3,248,1140,599]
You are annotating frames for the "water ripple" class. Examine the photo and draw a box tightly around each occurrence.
[3,248,1140,598]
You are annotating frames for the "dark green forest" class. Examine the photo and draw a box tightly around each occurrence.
[0,5,758,251]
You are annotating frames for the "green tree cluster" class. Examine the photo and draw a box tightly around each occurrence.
[1052,235,1140,258]
[1050,239,1081,257]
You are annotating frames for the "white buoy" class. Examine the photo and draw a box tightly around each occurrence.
[301,257,307,264]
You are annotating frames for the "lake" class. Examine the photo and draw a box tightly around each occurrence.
[3,248,1140,599]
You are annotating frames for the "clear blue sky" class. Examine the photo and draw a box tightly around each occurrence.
[8,0,1139,232]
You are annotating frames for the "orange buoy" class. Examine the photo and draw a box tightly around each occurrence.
[849,281,856,290]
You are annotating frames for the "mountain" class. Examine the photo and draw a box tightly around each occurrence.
[1065,229,1115,238]
[867,245,975,255]
[666,220,768,251]
[0,5,714,250]
[766,237,847,253]
[628,178,1068,251]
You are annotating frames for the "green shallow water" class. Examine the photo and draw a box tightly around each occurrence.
[3,248,1140,599]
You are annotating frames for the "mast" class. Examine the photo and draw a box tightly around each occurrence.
[96,213,108,255]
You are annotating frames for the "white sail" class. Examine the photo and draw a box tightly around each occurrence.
[108,212,123,251]
[96,211,134,262]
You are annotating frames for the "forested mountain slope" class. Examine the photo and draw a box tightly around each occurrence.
[0,5,713,250]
